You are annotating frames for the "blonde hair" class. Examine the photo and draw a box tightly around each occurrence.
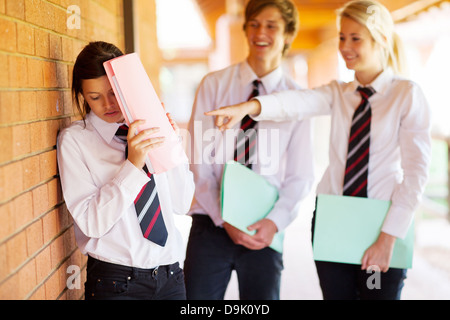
[337,0,407,75]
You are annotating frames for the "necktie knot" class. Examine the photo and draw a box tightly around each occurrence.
[249,80,261,100]
[115,125,128,143]
[357,86,375,101]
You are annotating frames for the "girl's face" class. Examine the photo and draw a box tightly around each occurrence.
[339,17,383,79]
[82,75,124,123]
[245,6,290,65]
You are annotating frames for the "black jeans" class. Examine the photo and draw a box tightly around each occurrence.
[85,256,186,300]
[311,209,407,300]
[184,215,283,300]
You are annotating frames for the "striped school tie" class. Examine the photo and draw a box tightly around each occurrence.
[343,86,376,197]
[234,80,261,169]
[115,125,168,246]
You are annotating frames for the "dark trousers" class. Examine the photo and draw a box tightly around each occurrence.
[85,256,186,300]
[311,210,407,300]
[184,215,283,300]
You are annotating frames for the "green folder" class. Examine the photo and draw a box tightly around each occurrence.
[313,194,414,269]
[220,161,284,253]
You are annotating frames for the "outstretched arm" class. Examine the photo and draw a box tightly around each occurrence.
[205,99,261,131]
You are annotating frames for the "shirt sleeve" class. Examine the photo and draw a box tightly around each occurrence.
[164,161,195,215]
[57,129,149,238]
[265,119,315,231]
[381,82,432,239]
[252,83,335,122]
[188,75,224,225]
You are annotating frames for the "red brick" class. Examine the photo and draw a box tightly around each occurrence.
[6,231,28,273]
[2,161,24,201]
[22,155,40,189]
[61,37,74,62]
[35,244,51,283]
[44,269,60,300]
[42,61,57,88]
[56,63,69,89]
[50,236,64,269]
[32,183,48,217]
[12,123,31,158]
[42,209,57,243]
[0,126,13,163]
[34,28,49,58]
[8,55,28,88]
[26,219,43,257]
[47,178,61,209]
[0,202,14,241]
[49,33,62,60]
[27,59,44,88]
[0,18,16,52]
[62,226,76,257]
[19,91,37,121]
[17,259,37,299]
[29,121,45,153]
[6,0,25,20]
[0,53,9,87]
[39,150,57,181]
[0,272,20,299]
[11,191,33,230]
[28,282,46,300]
[0,243,7,281]
[17,22,35,55]
[0,91,20,124]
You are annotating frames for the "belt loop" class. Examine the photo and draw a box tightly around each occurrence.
[152,266,159,279]
[131,267,138,280]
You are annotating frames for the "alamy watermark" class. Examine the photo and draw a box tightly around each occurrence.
[180,122,281,175]
[67,5,81,30]
[66,265,81,290]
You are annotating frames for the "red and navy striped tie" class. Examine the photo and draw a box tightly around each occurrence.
[343,86,376,198]
[234,80,261,169]
[115,125,168,246]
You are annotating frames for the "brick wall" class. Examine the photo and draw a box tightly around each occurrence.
[0,0,125,300]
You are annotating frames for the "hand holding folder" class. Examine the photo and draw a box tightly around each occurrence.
[104,53,188,174]
[313,194,414,269]
[220,161,284,253]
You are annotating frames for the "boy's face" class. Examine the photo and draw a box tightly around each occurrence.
[245,6,289,64]
[82,75,124,123]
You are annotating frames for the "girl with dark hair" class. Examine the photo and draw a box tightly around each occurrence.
[57,41,195,300]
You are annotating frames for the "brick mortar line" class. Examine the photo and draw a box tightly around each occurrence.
[0,113,73,130]
[0,170,59,209]
[26,244,84,300]
[0,207,72,285]
[0,49,77,66]
[0,4,123,39]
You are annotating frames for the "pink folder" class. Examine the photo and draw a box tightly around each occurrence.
[104,53,188,174]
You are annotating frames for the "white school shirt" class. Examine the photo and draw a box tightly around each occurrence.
[188,61,315,231]
[57,112,195,268]
[254,68,432,239]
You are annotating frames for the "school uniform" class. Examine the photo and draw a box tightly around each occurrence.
[254,68,432,299]
[57,112,195,299]
[184,61,315,299]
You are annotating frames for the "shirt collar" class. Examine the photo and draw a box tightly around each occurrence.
[347,68,394,96]
[87,112,123,144]
[239,60,283,94]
